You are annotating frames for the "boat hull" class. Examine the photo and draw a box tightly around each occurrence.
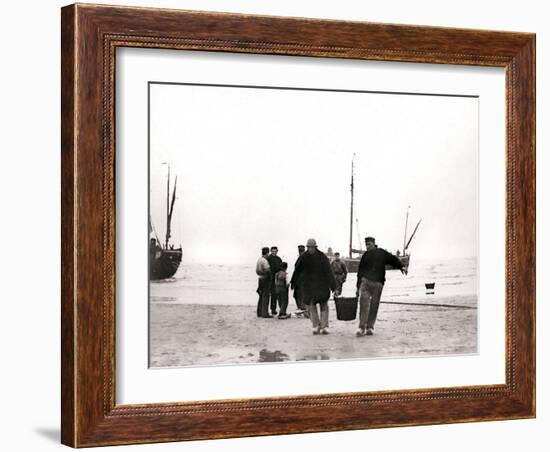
[150,248,182,280]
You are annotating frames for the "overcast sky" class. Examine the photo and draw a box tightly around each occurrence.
[149,83,478,264]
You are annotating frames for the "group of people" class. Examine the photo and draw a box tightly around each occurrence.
[255,245,304,320]
[256,236,407,336]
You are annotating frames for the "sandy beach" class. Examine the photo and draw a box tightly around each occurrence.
[150,295,477,367]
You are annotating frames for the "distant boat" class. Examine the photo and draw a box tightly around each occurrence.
[337,155,421,273]
[149,165,182,280]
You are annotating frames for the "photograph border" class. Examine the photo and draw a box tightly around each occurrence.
[61,3,535,447]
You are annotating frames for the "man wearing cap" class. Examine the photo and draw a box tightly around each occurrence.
[291,238,336,335]
[356,236,407,337]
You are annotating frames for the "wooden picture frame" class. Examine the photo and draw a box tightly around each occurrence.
[61,3,535,447]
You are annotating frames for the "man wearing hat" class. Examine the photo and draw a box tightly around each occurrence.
[356,236,407,337]
[291,238,336,334]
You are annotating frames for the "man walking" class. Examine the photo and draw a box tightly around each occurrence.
[356,236,407,337]
[330,252,348,297]
[256,247,272,318]
[291,238,336,335]
[267,246,283,316]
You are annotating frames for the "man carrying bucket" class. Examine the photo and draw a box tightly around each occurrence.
[356,236,407,337]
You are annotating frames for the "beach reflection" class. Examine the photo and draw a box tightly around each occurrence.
[298,353,331,361]
[258,349,290,362]
[258,350,333,362]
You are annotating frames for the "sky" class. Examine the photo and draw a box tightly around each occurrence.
[149,82,478,265]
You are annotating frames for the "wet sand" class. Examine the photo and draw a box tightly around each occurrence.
[150,295,477,367]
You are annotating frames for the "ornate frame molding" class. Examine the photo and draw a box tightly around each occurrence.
[61,4,535,447]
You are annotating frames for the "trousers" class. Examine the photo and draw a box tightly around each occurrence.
[334,273,346,296]
[358,277,384,330]
[270,285,279,314]
[274,287,289,316]
[308,301,329,329]
[293,285,307,310]
[256,275,271,317]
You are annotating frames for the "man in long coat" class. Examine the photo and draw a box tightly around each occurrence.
[291,238,336,334]
[292,244,308,316]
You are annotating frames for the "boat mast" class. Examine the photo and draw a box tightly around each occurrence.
[165,165,170,249]
[349,154,355,259]
[402,205,410,255]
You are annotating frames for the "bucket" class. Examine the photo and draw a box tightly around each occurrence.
[334,296,358,321]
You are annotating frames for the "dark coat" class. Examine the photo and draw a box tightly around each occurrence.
[331,259,348,277]
[267,254,283,289]
[267,254,283,274]
[356,247,403,287]
[291,249,336,304]
[292,255,304,287]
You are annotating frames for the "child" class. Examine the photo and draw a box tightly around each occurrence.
[274,262,291,319]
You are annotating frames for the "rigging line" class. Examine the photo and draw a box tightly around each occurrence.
[355,218,363,252]
[380,300,476,309]
[150,222,161,245]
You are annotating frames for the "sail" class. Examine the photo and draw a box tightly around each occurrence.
[405,219,422,252]
[165,176,177,248]
[150,164,182,281]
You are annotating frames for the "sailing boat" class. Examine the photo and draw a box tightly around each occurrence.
[149,165,182,280]
[340,156,421,273]
[393,205,422,270]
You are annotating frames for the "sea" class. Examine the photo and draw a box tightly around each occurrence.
[150,257,477,308]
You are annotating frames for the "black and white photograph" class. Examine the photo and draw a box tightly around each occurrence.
[148,81,478,367]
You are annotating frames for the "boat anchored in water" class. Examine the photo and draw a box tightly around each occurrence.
[336,155,421,273]
[149,165,182,280]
